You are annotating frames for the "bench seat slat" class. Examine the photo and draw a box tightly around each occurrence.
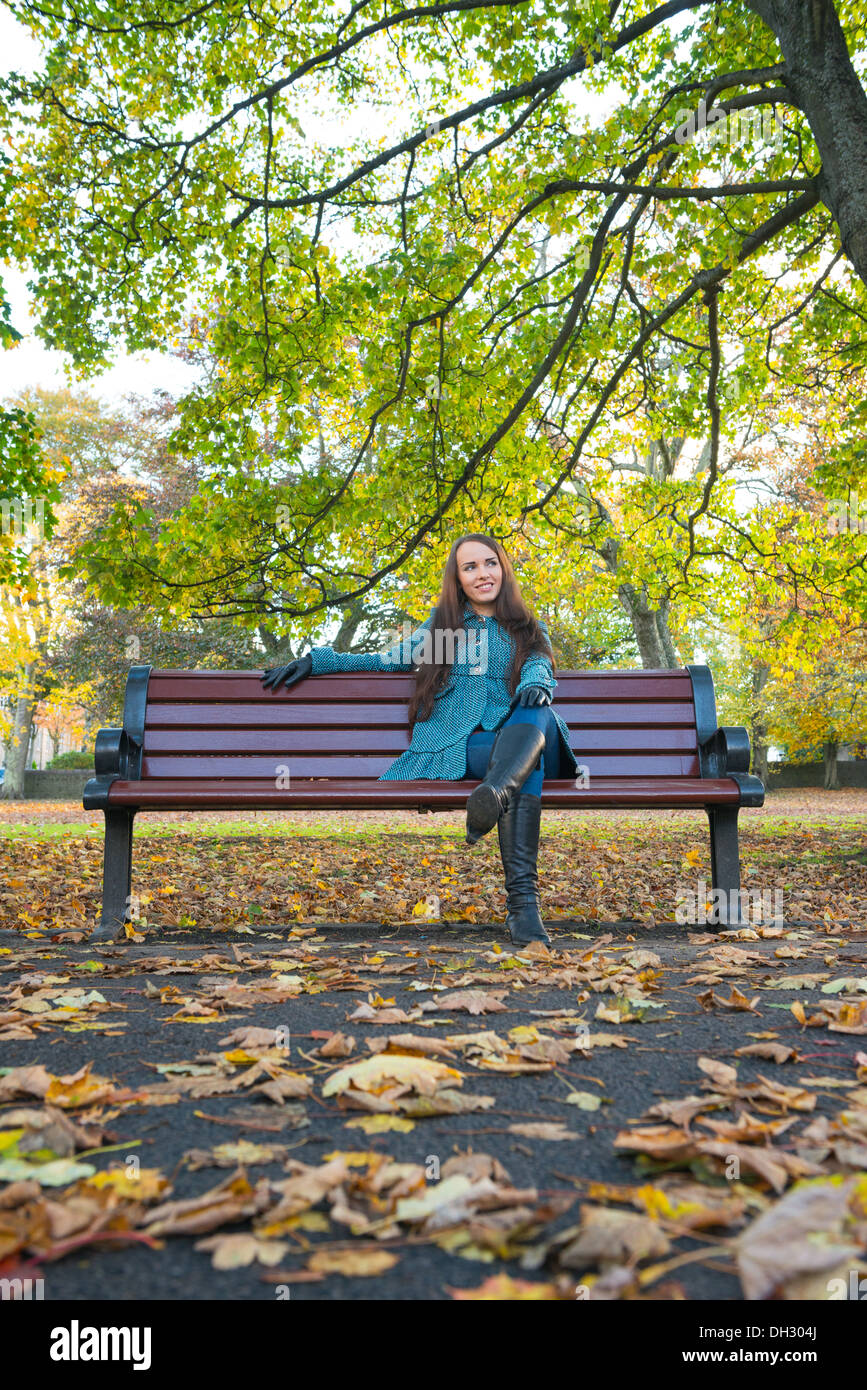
[104,775,742,810]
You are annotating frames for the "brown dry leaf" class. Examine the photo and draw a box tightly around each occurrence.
[429,990,509,1015]
[398,1090,495,1117]
[364,1033,459,1059]
[827,1000,867,1035]
[443,1030,511,1058]
[734,1177,864,1299]
[507,1123,579,1141]
[141,1169,272,1237]
[322,1054,463,1099]
[44,1063,119,1109]
[790,1000,827,1028]
[572,1031,633,1051]
[307,1248,399,1277]
[347,1002,416,1024]
[318,1033,356,1058]
[395,1174,526,1230]
[255,1073,314,1104]
[718,985,761,1012]
[3,1105,109,1157]
[0,1064,53,1103]
[441,1153,511,1183]
[0,1197,52,1261]
[695,1140,820,1194]
[515,1037,573,1065]
[256,1157,350,1226]
[38,1182,147,1247]
[697,1057,738,1088]
[184,1140,289,1171]
[218,1027,285,1048]
[696,1112,798,1143]
[739,1075,817,1114]
[613,1126,699,1162]
[632,1180,748,1231]
[195,1232,288,1268]
[644,1096,719,1127]
[0,1179,43,1209]
[559,1205,671,1268]
[734,1042,797,1063]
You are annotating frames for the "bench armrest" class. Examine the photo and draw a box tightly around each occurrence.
[700,725,751,776]
[94,727,129,776]
[84,727,132,810]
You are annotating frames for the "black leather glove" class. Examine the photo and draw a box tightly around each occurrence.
[261,653,313,691]
[517,684,552,707]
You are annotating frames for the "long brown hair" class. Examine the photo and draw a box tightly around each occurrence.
[406,533,554,726]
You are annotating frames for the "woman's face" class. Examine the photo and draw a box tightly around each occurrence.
[456,541,503,610]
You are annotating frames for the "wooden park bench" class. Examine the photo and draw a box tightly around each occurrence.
[83,663,764,942]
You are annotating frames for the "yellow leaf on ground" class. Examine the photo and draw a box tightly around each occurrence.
[344,1115,416,1133]
[322,1054,463,1098]
[308,1248,399,1277]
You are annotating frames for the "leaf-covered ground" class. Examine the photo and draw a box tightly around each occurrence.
[1,791,865,935]
[0,791,865,1300]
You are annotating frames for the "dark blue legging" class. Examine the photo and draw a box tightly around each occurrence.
[466,704,561,797]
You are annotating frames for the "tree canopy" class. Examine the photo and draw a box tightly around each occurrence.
[0,0,864,662]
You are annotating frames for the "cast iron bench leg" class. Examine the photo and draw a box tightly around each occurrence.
[706,805,746,926]
[92,809,136,943]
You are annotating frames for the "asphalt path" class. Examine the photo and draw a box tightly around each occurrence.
[2,919,865,1302]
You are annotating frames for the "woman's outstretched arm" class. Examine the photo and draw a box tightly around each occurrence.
[513,619,556,702]
[308,611,436,674]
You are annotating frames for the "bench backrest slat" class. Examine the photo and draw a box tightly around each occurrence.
[145,699,698,729]
[145,671,694,702]
[143,726,700,755]
[140,753,701,779]
[135,668,704,782]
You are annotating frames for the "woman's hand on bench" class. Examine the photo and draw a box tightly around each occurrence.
[516,685,551,707]
[261,653,313,691]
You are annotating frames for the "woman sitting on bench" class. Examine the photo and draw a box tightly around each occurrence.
[260,534,578,946]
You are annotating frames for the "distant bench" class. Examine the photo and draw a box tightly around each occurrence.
[83,663,764,941]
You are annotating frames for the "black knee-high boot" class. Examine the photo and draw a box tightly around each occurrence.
[465,721,546,845]
[496,791,551,946]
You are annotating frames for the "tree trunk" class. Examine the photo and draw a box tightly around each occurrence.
[752,742,770,784]
[617,583,679,668]
[256,625,294,663]
[332,599,365,653]
[823,739,840,790]
[655,599,679,667]
[747,0,867,288]
[2,667,37,800]
[751,659,771,781]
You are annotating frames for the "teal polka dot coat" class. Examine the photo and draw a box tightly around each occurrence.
[308,600,579,782]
